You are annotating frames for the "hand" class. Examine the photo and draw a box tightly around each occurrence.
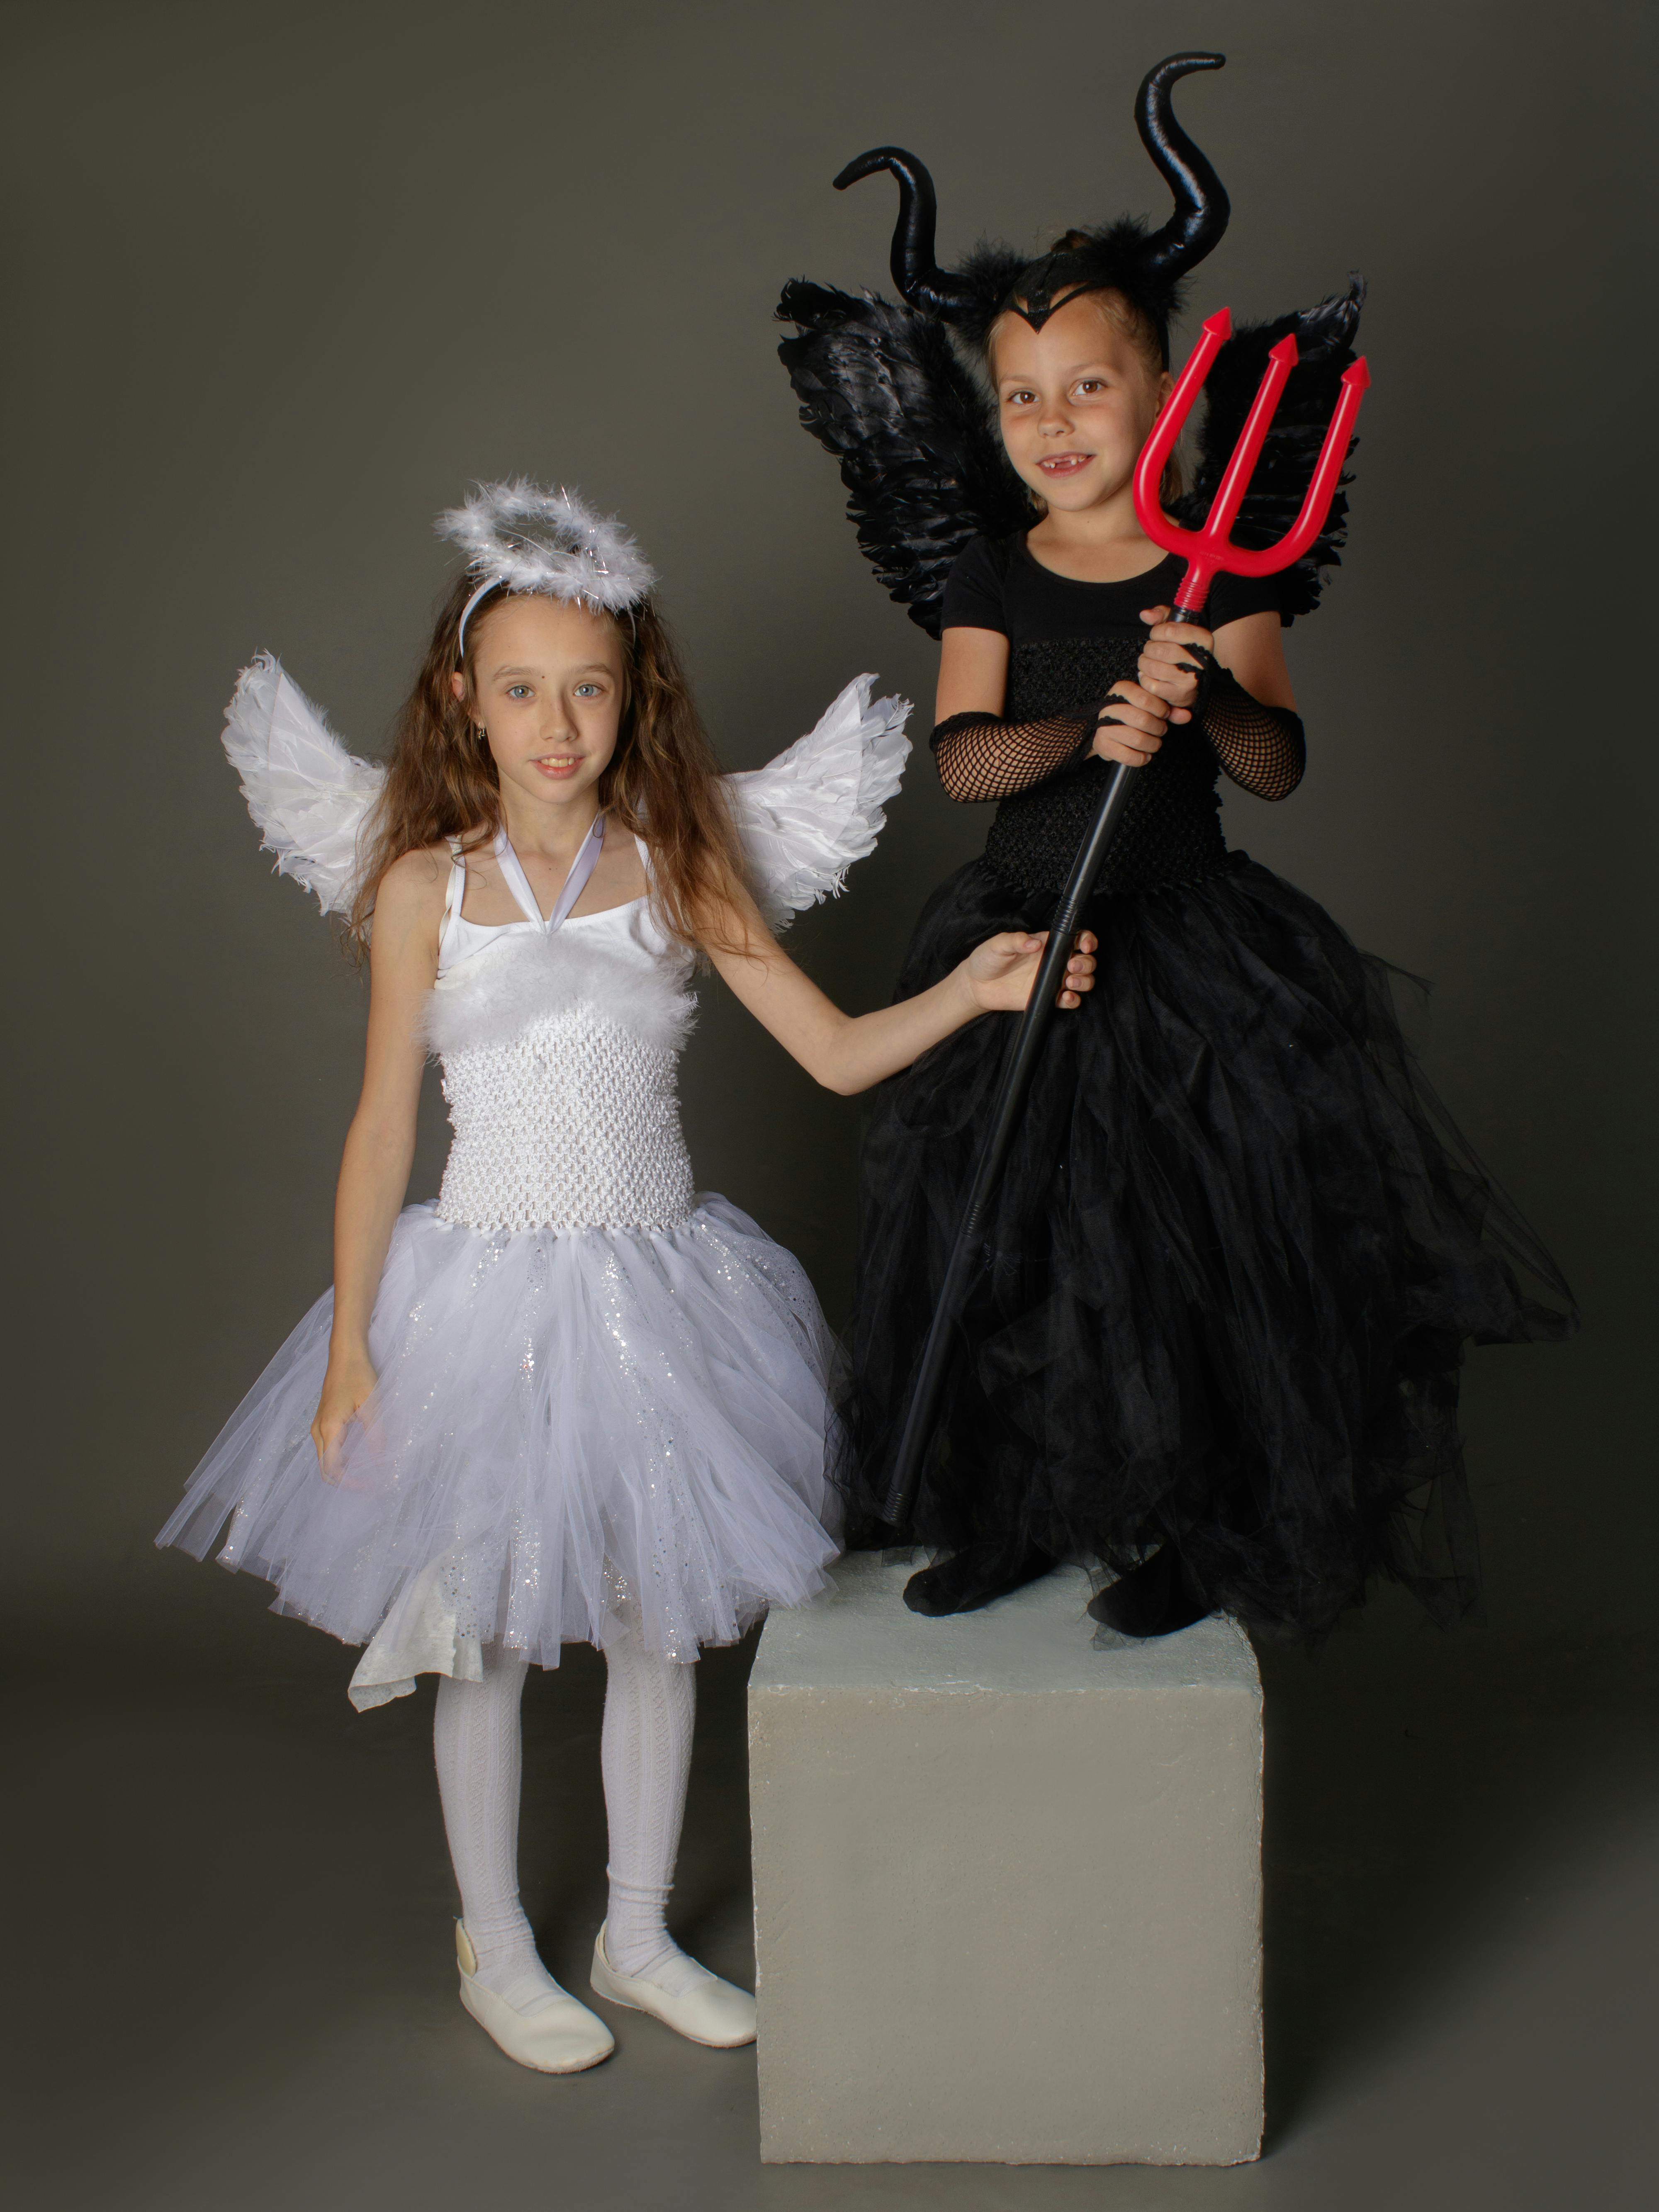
[1136,605,1215,723]
[1090,679,1170,768]
[311,1349,378,1484]
[962,930,1098,1014]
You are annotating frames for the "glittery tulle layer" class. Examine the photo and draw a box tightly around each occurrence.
[158,1198,840,1678]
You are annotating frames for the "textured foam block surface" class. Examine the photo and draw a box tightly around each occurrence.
[749,1554,1263,2166]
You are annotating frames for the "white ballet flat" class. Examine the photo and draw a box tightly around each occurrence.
[455,1921,615,2073]
[589,1923,757,2049]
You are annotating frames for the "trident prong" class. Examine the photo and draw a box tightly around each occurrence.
[1132,309,1369,614]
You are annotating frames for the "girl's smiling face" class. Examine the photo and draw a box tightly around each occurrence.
[455,594,627,814]
[991,291,1172,514]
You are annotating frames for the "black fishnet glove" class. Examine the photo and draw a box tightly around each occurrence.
[931,707,1104,802]
[1185,651,1306,801]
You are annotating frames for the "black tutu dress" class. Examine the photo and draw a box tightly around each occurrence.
[843,537,1576,1638]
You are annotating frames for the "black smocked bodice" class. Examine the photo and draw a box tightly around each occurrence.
[984,634,1229,898]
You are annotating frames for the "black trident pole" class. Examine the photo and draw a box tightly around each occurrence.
[876,713,1154,1528]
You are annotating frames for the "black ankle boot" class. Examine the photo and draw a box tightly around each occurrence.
[1087,1544,1213,1638]
[903,1532,1057,1617]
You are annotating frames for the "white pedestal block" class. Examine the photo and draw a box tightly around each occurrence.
[749,1554,1263,2166]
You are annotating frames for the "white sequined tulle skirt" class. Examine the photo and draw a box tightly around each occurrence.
[157,1197,840,1704]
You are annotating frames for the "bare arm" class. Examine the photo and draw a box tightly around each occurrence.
[1206,610,1297,710]
[705,885,1095,1098]
[311,847,445,1473]
[936,626,1012,721]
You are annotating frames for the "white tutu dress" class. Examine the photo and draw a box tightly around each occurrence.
[158,658,910,1707]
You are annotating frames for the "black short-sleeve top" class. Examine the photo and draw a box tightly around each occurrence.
[939,534,1287,896]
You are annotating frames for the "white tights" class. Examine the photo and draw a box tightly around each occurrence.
[432,1626,698,2015]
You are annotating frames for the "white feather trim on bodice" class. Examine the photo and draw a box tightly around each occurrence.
[422,912,696,1056]
[726,674,911,928]
[221,654,384,916]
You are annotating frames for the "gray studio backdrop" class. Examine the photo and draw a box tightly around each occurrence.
[3,0,1649,1658]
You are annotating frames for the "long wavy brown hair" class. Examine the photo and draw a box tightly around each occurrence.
[348,575,751,958]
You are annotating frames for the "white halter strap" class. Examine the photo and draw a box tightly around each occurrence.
[494,812,607,931]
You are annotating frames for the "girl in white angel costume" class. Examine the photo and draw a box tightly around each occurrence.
[158,484,1093,2073]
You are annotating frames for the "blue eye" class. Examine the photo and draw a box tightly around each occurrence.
[507,685,533,700]
[575,683,603,698]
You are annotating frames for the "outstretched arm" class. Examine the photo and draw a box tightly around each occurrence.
[311,848,445,1475]
[705,885,1095,1098]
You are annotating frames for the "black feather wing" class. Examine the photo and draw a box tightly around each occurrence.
[1170,277,1365,621]
[778,278,1032,638]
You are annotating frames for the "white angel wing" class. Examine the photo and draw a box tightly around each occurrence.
[221,653,385,917]
[725,675,911,930]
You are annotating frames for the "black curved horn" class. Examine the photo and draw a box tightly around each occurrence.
[1136,52,1231,278]
[833,146,978,322]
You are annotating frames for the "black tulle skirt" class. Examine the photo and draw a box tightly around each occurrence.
[843,853,1576,1638]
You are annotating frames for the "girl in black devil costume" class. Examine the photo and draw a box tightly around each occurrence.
[778,53,1575,1640]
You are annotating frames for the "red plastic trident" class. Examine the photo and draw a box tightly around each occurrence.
[880,312,1371,1531]
[1132,306,1371,617]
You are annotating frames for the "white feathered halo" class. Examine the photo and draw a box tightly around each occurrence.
[437,480,656,617]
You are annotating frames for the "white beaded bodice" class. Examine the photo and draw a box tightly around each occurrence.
[423,839,699,1236]
[435,1000,695,1233]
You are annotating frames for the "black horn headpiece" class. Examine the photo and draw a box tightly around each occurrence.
[832,146,979,323]
[836,51,1231,364]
